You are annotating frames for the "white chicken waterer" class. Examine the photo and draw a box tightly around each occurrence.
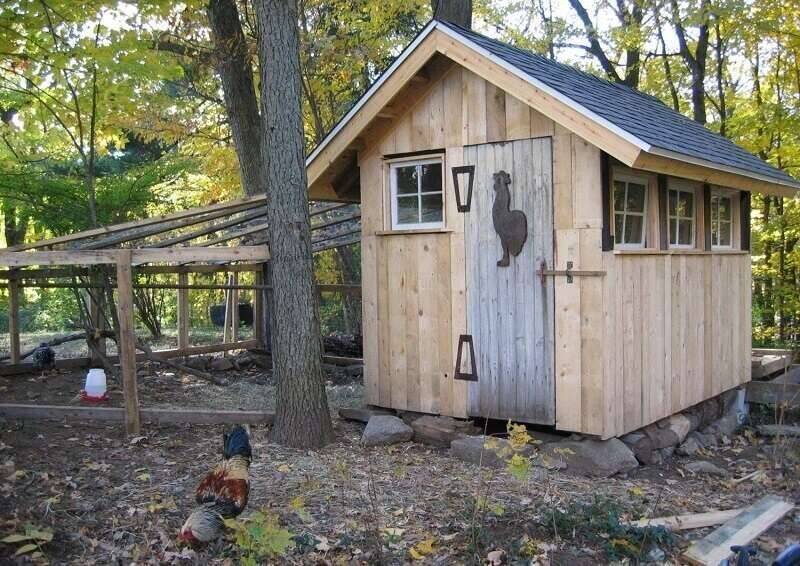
[83,368,107,400]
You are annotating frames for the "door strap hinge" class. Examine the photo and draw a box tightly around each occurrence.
[454,334,478,381]
[537,260,605,284]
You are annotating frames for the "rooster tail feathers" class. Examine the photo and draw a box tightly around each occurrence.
[222,425,252,459]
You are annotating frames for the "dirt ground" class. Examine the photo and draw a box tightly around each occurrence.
[0,365,799,565]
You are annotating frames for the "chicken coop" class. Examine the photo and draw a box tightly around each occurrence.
[305,20,800,438]
[0,195,361,435]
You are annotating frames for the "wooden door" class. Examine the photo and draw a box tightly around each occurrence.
[460,137,555,424]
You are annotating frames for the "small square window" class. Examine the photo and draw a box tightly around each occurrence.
[390,159,444,229]
[612,176,648,248]
[668,185,696,248]
[711,191,733,249]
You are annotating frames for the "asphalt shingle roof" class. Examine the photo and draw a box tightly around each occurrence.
[439,21,798,187]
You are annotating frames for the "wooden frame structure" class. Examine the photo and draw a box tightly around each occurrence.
[304,20,800,438]
[0,197,362,434]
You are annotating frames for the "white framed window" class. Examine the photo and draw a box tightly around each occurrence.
[668,183,696,248]
[711,190,733,249]
[612,174,648,248]
[389,158,444,230]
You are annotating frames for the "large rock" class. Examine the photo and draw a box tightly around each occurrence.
[757,424,800,438]
[667,414,692,444]
[621,432,656,465]
[541,438,638,478]
[450,436,512,469]
[676,434,702,456]
[362,415,413,446]
[643,424,679,450]
[411,415,479,447]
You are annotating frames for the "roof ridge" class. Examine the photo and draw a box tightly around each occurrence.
[437,20,669,108]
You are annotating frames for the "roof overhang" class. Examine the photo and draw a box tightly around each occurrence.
[306,20,800,200]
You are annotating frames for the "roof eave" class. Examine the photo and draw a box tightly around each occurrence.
[644,147,800,194]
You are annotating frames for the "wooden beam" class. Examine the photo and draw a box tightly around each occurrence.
[80,202,263,250]
[10,195,267,252]
[746,379,800,409]
[223,274,233,344]
[0,340,260,376]
[683,496,793,565]
[0,404,274,425]
[8,277,20,364]
[0,247,270,268]
[115,251,140,436]
[634,152,797,197]
[627,509,742,531]
[150,208,267,248]
[177,272,189,350]
[0,263,264,280]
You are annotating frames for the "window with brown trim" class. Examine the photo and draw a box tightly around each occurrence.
[710,190,733,249]
[668,184,696,248]
[612,174,648,248]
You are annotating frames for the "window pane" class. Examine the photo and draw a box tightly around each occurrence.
[613,181,626,212]
[626,183,646,213]
[679,191,694,219]
[711,196,719,221]
[420,193,443,223]
[719,221,731,246]
[395,166,418,195]
[420,163,442,192]
[396,195,419,224]
[624,215,643,244]
[718,197,731,221]
[669,218,678,244]
[711,219,719,246]
[614,213,624,244]
[668,190,677,217]
[678,219,692,245]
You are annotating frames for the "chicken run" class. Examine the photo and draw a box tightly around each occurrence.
[1,197,799,563]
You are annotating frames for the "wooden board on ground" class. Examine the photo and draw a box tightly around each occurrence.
[682,495,794,566]
[746,379,800,409]
[752,352,794,380]
[0,404,274,425]
[627,509,742,531]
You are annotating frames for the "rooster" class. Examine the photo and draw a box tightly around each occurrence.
[31,343,55,375]
[178,425,252,544]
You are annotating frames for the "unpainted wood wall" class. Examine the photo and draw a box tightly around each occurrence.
[358,61,752,436]
[360,66,555,417]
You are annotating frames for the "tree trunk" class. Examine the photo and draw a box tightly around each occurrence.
[208,0,266,196]
[255,0,334,448]
[431,0,473,28]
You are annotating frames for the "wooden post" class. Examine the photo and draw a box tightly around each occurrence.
[115,251,140,435]
[232,273,240,342]
[8,275,20,364]
[177,272,189,350]
[223,274,233,344]
[254,269,265,348]
[88,269,107,366]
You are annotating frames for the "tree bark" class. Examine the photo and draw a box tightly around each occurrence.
[671,0,709,124]
[431,0,473,28]
[255,0,334,448]
[207,0,266,196]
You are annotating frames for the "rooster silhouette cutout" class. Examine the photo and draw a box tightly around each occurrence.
[492,170,528,267]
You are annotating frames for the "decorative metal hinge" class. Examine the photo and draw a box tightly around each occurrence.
[537,260,605,284]
[451,165,475,212]
[454,334,478,381]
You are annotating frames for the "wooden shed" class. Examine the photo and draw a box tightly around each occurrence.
[306,20,800,438]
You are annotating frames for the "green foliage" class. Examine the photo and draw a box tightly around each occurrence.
[546,496,674,561]
[224,511,295,564]
[1,523,53,559]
